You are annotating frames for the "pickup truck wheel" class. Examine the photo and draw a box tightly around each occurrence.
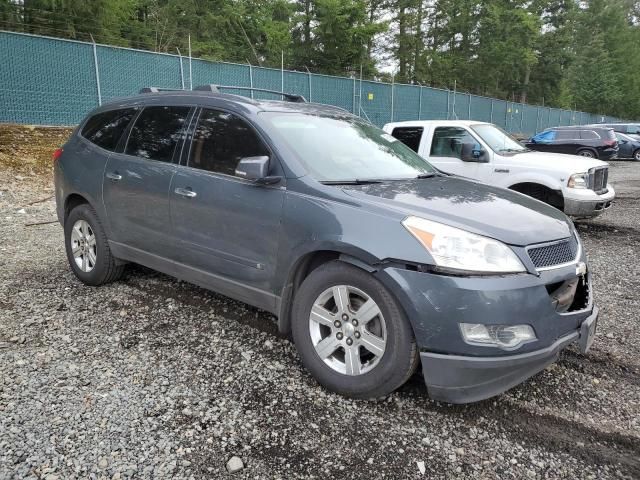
[577,149,596,158]
[65,204,124,286]
[291,261,418,399]
[633,149,640,161]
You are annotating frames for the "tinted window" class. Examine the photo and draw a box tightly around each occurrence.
[626,125,640,134]
[430,127,479,159]
[555,129,579,140]
[125,106,190,162]
[580,130,599,140]
[391,127,423,152]
[81,108,136,151]
[188,109,269,175]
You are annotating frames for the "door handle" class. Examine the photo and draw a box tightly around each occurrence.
[174,187,197,198]
[106,172,122,181]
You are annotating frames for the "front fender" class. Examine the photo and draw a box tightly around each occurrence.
[507,172,563,193]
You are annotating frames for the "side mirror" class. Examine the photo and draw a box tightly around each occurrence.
[460,142,487,162]
[235,156,281,185]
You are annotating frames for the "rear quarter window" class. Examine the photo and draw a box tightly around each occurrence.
[391,127,424,153]
[81,108,137,151]
[555,129,580,141]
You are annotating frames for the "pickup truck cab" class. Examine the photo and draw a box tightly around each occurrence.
[383,120,615,218]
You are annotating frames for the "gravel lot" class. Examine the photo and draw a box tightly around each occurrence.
[1,128,639,479]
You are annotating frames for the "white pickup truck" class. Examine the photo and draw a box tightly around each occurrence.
[383,120,615,218]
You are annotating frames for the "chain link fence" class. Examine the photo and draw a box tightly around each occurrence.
[0,30,625,133]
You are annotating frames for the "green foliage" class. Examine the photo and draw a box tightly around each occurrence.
[1,0,639,118]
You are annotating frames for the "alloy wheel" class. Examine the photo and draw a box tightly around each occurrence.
[70,219,97,272]
[308,285,387,376]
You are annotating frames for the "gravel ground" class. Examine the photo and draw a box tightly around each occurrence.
[1,134,639,479]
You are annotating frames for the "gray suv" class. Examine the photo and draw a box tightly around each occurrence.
[54,86,598,404]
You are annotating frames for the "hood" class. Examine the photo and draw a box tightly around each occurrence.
[512,151,608,172]
[340,176,571,246]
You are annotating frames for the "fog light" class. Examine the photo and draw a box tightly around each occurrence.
[460,323,536,350]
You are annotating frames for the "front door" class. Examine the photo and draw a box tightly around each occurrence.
[170,108,285,309]
[103,105,192,259]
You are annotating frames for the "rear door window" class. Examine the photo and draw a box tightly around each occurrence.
[391,127,424,153]
[125,106,191,162]
[555,129,579,141]
[81,108,137,151]
[188,109,269,176]
[430,127,477,159]
[580,130,600,140]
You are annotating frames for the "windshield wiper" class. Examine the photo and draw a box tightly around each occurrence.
[321,179,383,185]
[415,172,438,179]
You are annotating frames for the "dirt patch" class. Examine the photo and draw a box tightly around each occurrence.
[0,123,74,175]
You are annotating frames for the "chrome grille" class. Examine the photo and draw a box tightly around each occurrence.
[589,167,608,194]
[528,236,579,269]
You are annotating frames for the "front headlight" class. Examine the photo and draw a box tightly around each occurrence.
[568,172,588,189]
[402,217,525,273]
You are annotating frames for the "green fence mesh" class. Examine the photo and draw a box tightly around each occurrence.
[0,30,626,133]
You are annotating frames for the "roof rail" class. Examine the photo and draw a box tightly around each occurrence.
[194,84,306,103]
[139,87,184,94]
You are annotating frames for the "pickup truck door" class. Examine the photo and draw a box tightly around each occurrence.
[421,126,482,180]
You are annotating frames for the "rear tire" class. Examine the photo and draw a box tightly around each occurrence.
[64,204,124,286]
[291,261,418,399]
[633,149,640,161]
[577,149,596,158]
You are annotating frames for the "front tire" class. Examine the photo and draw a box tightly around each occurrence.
[64,204,124,286]
[291,261,418,399]
[633,149,640,161]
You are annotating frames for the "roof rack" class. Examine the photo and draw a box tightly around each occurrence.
[194,84,306,103]
[139,87,183,94]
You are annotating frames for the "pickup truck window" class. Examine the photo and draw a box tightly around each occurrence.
[391,127,423,153]
[471,124,528,153]
[430,127,477,159]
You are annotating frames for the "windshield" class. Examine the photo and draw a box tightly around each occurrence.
[259,112,436,182]
[471,124,528,153]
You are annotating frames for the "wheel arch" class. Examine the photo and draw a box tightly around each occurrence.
[577,147,598,158]
[508,181,565,210]
[276,246,381,336]
[64,193,92,221]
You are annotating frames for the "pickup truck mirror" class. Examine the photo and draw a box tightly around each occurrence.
[235,156,281,185]
[460,143,487,162]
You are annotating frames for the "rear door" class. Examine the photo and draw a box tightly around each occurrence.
[103,105,192,259]
[170,108,285,309]
[553,129,581,154]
